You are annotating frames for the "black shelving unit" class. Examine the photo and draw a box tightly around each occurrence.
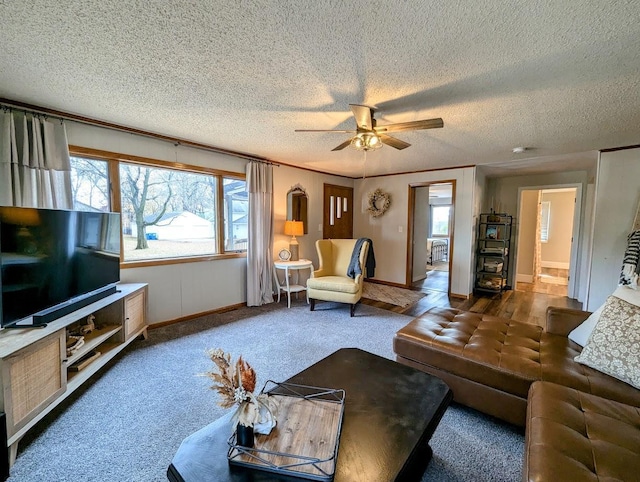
[475,212,512,294]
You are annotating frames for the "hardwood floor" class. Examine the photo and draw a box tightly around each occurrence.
[413,270,448,292]
[361,284,583,327]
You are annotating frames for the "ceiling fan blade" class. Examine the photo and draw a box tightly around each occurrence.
[349,104,375,130]
[331,139,353,151]
[375,118,444,133]
[379,134,411,150]
[295,129,357,133]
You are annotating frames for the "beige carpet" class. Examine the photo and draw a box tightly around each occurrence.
[362,282,426,307]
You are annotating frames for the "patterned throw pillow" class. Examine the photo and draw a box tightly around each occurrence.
[575,295,640,389]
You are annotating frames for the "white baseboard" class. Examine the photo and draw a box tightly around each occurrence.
[517,274,534,283]
[541,261,570,269]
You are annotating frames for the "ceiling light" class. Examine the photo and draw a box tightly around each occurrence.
[351,132,382,151]
[512,147,526,153]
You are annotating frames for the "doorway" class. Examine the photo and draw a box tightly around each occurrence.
[408,181,454,294]
[515,186,580,297]
[323,184,354,239]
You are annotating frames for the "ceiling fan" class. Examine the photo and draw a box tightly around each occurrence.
[295,104,443,151]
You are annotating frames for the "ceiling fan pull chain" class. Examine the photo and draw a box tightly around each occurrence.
[363,150,367,179]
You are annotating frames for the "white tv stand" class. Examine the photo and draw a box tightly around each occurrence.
[0,283,148,466]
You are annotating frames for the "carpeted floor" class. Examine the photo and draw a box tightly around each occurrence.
[362,281,426,307]
[10,301,523,482]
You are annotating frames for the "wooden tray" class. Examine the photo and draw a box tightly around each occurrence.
[227,381,345,481]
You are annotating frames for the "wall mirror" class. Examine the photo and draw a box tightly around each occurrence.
[287,184,308,234]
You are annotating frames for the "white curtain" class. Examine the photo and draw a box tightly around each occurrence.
[533,191,543,281]
[246,161,274,306]
[0,110,73,208]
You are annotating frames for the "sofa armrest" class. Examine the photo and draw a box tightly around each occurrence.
[545,307,591,336]
[313,268,329,278]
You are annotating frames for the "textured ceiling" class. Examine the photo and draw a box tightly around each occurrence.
[2,1,639,178]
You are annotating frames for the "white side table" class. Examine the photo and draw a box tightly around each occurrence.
[273,259,314,308]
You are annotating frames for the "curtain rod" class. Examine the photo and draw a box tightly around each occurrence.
[0,98,279,167]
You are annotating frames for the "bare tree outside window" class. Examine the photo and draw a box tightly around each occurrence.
[119,163,218,261]
[70,157,110,211]
[119,164,174,250]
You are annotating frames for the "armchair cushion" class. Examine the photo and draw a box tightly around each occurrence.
[306,276,360,294]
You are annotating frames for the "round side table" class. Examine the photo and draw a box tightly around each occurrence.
[273,259,314,308]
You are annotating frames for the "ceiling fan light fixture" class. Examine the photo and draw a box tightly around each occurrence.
[351,132,382,151]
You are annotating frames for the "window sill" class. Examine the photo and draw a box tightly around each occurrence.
[121,252,246,269]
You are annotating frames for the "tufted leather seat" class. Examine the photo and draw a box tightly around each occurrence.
[523,381,640,482]
[394,306,640,426]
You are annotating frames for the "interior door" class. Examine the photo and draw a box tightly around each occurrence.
[323,184,353,239]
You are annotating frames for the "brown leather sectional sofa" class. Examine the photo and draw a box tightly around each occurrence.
[393,306,640,481]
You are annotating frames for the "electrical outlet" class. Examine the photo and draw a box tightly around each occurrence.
[398,226,403,233]
[318,223,323,231]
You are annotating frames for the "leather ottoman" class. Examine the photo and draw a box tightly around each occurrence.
[394,307,543,426]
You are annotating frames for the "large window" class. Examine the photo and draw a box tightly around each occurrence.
[431,205,451,237]
[69,152,246,264]
[120,162,220,261]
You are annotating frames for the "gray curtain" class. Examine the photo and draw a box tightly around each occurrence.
[0,110,72,208]
[246,161,274,306]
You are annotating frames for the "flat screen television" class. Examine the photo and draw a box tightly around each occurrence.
[0,207,121,328]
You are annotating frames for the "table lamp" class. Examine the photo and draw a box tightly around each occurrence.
[284,220,304,261]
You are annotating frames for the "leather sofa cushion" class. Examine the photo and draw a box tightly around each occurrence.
[394,307,543,398]
[540,331,640,408]
[307,276,359,294]
[524,381,640,482]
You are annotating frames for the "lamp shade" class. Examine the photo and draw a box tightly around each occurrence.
[284,220,304,237]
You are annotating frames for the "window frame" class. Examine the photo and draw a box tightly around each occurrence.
[540,201,551,243]
[430,204,451,238]
[69,146,247,269]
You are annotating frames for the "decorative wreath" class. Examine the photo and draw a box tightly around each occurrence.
[367,189,391,217]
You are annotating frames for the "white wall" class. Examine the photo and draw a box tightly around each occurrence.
[587,148,640,310]
[120,258,246,323]
[354,167,476,297]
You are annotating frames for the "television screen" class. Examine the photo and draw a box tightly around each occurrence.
[0,207,121,327]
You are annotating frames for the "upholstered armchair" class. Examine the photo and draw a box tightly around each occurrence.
[307,239,370,317]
